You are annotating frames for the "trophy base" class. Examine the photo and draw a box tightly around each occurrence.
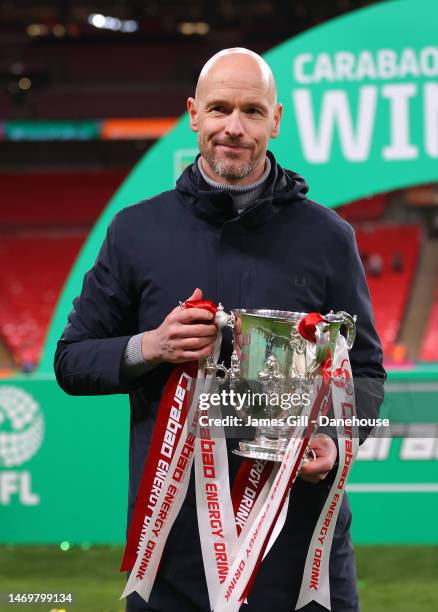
[232,438,289,462]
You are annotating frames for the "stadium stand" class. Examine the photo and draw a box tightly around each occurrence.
[0,233,86,368]
[419,282,438,361]
[355,224,421,357]
[339,194,387,224]
[0,170,127,227]
[0,170,127,369]
[29,89,188,119]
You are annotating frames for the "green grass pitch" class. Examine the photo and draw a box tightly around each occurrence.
[0,545,436,611]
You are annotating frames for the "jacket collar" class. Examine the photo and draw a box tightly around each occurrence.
[175,151,309,228]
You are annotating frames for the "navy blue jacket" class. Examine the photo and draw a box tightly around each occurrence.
[55,152,385,611]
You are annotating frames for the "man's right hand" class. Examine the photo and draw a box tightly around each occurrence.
[140,288,218,365]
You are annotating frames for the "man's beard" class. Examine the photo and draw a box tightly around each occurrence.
[200,142,260,180]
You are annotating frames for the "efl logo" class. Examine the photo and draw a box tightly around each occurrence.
[0,386,43,505]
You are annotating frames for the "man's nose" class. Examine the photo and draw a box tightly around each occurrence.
[224,111,244,137]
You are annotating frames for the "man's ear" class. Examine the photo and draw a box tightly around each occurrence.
[187,97,198,132]
[271,103,283,139]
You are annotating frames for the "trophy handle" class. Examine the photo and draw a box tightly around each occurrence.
[335,311,357,350]
[215,303,235,330]
[205,351,241,386]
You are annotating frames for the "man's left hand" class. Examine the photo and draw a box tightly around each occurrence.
[299,434,337,483]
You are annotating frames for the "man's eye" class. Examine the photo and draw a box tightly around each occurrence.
[246,108,261,115]
[210,106,226,113]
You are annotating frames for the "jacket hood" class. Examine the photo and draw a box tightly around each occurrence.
[175,150,309,227]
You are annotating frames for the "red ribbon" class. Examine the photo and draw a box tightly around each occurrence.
[121,362,197,571]
[238,372,333,604]
[299,311,332,405]
[238,313,336,602]
[121,298,217,572]
[184,299,218,317]
[231,459,274,536]
[297,312,326,343]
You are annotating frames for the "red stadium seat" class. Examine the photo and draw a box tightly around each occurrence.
[419,283,438,361]
[0,169,130,368]
[0,234,86,368]
[338,194,388,223]
[355,224,421,358]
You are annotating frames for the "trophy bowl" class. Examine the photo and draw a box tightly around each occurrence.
[210,308,356,462]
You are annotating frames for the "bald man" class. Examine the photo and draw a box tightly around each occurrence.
[55,48,385,612]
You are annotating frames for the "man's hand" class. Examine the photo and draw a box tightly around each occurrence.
[299,434,338,483]
[141,288,218,365]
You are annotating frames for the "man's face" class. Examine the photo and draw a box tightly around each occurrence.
[187,54,282,185]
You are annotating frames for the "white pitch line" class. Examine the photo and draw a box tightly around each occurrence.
[385,383,438,392]
[347,483,438,492]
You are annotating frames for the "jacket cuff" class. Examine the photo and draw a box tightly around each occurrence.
[120,333,157,380]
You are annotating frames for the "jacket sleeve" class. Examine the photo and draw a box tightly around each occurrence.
[54,213,148,395]
[323,221,386,446]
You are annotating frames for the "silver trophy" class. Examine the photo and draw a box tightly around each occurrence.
[207,308,356,462]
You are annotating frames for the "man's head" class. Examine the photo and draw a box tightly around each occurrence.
[187,48,283,185]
